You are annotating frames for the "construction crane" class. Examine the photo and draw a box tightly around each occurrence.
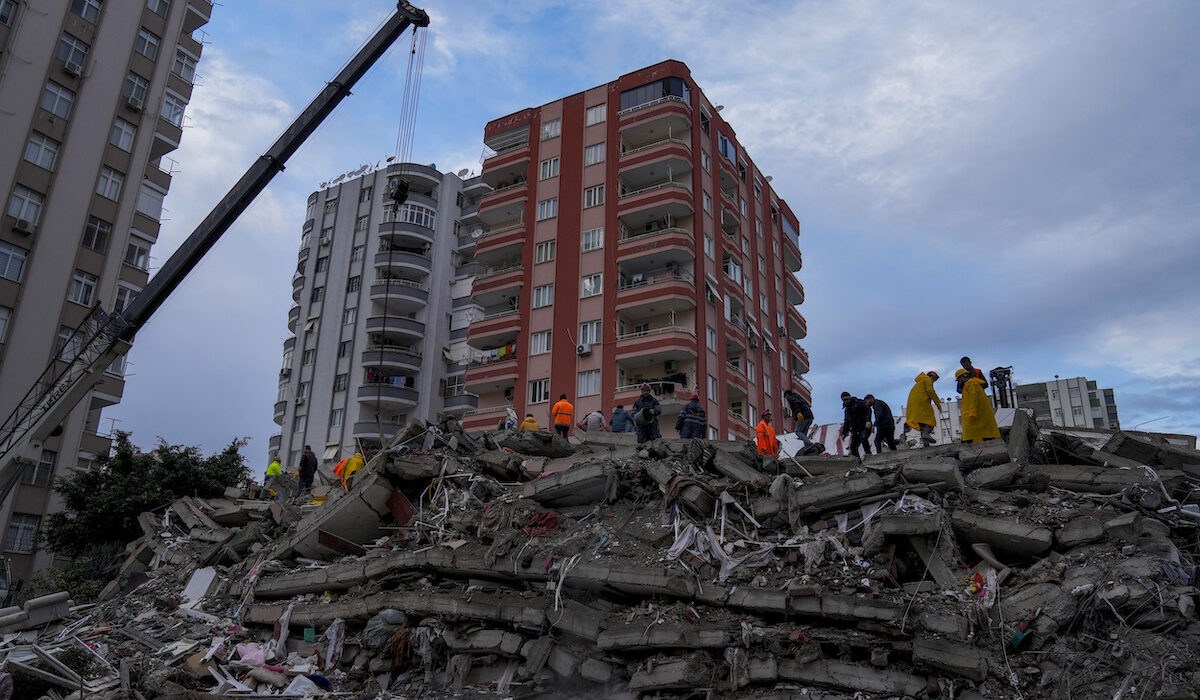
[0,2,430,500]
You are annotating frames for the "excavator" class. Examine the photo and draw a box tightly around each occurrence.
[0,2,430,502]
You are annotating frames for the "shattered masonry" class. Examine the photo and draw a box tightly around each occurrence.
[4,414,1200,699]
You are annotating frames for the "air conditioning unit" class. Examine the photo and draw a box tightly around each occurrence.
[294,397,306,405]
[319,236,331,246]
[63,61,83,77]
[664,360,678,373]
[11,219,32,235]
[576,343,592,356]
[125,95,143,111]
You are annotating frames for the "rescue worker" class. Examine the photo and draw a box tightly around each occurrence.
[956,369,1001,442]
[582,409,609,432]
[755,410,779,457]
[264,454,283,501]
[294,445,317,498]
[960,356,988,389]
[611,405,633,433]
[675,393,707,439]
[902,371,942,446]
[864,394,897,452]
[631,384,662,444]
[783,388,815,449]
[552,394,575,438]
[839,392,873,459]
[340,452,364,489]
[519,414,540,432]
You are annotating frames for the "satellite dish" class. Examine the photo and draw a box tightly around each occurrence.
[715,105,724,112]
[457,168,469,177]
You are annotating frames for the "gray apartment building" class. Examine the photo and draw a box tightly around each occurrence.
[1016,375,1120,429]
[270,163,487,466]
[0,0,211,584]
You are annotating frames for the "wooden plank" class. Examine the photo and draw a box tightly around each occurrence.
[909,535,957,588]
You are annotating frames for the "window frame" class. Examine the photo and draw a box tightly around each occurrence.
[536,197,557,221]
[70,0,102,23]
[147,0,169,16]
[583,184,605,208]
[540,118,561,140]
[3,513,40,554]
[7,186,44,225]
[67,270,98,306]
[23,133,59,171]
[539,157,559,180]
[96,166,124,200]
[585,104,606,126]
[584,143,605,166]
[534,240,556,264]
[110,118,136,151]
[56,33,89,68]
[581,227,603,252]
[530,330,551,355]
[40,81,75,119]
[134,27,160,60]
[161,91,187,127]
[0,242,28,282]
[579,320,602,346]
[532,284,554,308]
[172,47,198,83]
[528,378,550,403]
[578,369,601,397]
[580,273,602,298]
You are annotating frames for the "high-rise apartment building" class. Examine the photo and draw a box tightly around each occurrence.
[1016,376,1120,430]
[0,0,211,583]
[271,163,487,465]
[460,61,809,439]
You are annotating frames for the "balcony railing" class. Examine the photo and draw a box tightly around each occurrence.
[617,94,688,117]
[477,262,522,279]
[616,325,695,341]
[728,410,748,424]
[484,140,529,158]
[618,180,690,199]
[617,267,695,291]
[621,136,690,157]
[618,225,689,242]
[469,344,517,367]
[481,308,519,321]
[481,179,527,198]
[373,277,429,292]
[481,220,524,238]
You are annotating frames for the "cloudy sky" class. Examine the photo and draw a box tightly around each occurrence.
[110,0,1200,458]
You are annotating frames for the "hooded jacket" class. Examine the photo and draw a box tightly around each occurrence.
[755,419,779,456]
[519,416,540,431]
[905,373,942,430]
[675,399,707,439]
[957,370,1000,442]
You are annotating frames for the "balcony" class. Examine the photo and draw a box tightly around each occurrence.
[465,358,519,393]
[481,148,530,190]
[617,225,695,266]
[378,219,434,248]
[478,180,528,227]
[620,104,692,154]
[374,249,432,277]
[619,137,691,170]
[483,124,531,170]
[618,93,690,123]
[362,345,422,373]
[791,345,811,374]
[291,273,305,302]
[357,383,419,407]
[387,162,442,189]
[471,262,524,298]
[370,279,429,312]
[785,274,805,306]
[467,309,521,347]
[726,363,749,398]
[783,232,802,273]
[614,325,697,362]
[462,403,510,432]
[444,392,480,414]
[365,315,425,342]
[617,181,693,233]
[273,400,286,424]
[79,432,112,458]
[269,434,282,452]
[474,222,525,260]
[787,306,808,340]
[298,246,311,266]
[353,422,405,442]
[612,383,689,419]
[287,304,301,332]
[616,267,696,318]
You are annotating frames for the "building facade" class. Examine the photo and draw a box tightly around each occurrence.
[461,61,809,439]
[270,163,488,466]
[0,0,210,584]
[1015,376,1120,430]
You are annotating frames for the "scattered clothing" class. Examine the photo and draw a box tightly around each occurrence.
[522,511,561,537]
[675,398,707,439]
[957,370,1001,442]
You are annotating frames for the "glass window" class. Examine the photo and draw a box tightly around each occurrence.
[581,273,602,297]
[0,242,27,282]
[584,143,605,166]
[333,373,349,391]
[539,157,559,180]
[0,0,15,25]
[342,307,356,325]
[56,325,82,361]
[532,284,553,308]
[704,234,714,258]
[530,330,551,355]
[701,151,710,172]
[536,198,557,221]
[355,215,368,232]
[534,241,555,263]
[147,0,169,17]
[395,203,435,228]
[315,256,329,272]
[324,199,337,213]
[310,286,324,303]
[584,184,604,208]
[346,276,360,292]
[7,186,44,225]
[708,374,718,397]
[123,72,148,105]
[351,245,364,262]
[581,227,603,252]
[162,92,186,127]
[292,415,306,432]
[302,349,315,365]
[359,186,372,203]
[579,320,601,345]
[0,305,10,342]
[330,408,343,427]
[96,166,124,200]
[702,192,712,214]
[113,286,136,313]
[338,341,352,357]
[585,104,606,126]
[706,326,716,350]
[718,134,735,161]
[4,513,40,554]
[56,33,89,68]
[578,370,601,396]
[124,239,149,269]
[528,378,550,403]
[618,77,689,111]
[134,28,159,60]
[540,118,561,140]
[136,184,165,220]
[172,49,197,82]
[70,0,102,23]
[67,270,97,306]
[110,118,136,151]
[24,133,59,171]
[40,81,75,119]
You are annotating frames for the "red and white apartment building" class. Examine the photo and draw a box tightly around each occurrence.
[459,61,809,439]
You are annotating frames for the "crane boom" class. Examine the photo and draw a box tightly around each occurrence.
[0,2,429,496]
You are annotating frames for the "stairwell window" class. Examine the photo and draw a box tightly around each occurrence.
[342,307,356,325]
[96,166,124,200]
[311,286,324,303]
[706,326,716,350]
[24,133,59,171]
[110,118,136,151]
[702,192,712,214]
[8,186,44,226]
[701,151,710,172]
[330,408,343,427]
[346,276,360,293]
[584,143,605,166]
[292,415,306,432]
[583,184,604,208]
[531,330,551,355]
[532,284,553,308]
[172,49,197,83]
[124,239,150,270]
[536,198,557,221]
[355,215,368,232]
[351,245,364,262]
[123,72,148,105]
[0,242,27,282]
[57,33,89,68]
[585,104,606,126]
[40,82,75,119]
[134,28,159,60]
[162,92,187,127]
[534,241,555,264]
[333,373,349,392]
[539,157,559,180]
[540,119,561,140]
[359,186,372,203]
[581,273,602,298]
[581,227,603,252]
[67,270,97,306]
[302,349,315,365]
[338,341,352,358]
[70,0,101,23]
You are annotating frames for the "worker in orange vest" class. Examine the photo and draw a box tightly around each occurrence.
[755,411,779,457]
[551,393,574,438]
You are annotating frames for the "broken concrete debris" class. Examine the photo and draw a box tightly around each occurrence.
[3,426,1200,699]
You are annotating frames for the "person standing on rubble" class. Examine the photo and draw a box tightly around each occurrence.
[901,371,942,446]
[864,394,898,452]
[631,384,662,444]
[783,389,815,450]
[552,394,575,438]
[295,445,317,498]
[504,407,519,431]
[611,404,633,433]
[519,413,540,431]
[340,452,365,489]
[264,454,283,501]
[755,410,780,456]
[582,409,609,432]
[960,356,988,389]
[839,392,873,459]
[955,369,1001,442]
[676,393,707,439]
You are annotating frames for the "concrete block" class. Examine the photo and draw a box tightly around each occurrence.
[1007,408,1038,462]
[748,655,778,683]
[862,510,941,555]
[522,463,613,507]
[21,592,72,628]
[710,447,769,485]
[1000,582,1078,646]
[1104,512,1171,543]
[1056,517,1104,548]
[629,658,707,691]
[793,472,886,511]
[180,567,219,606]
[443,629,524,656]
[913,637,987,682]
[901,458,964,489]
[950,510,1052,557]
[1105,432,1200,470]
[597,624,731,651]
[966,461,1022,489]
[919,612,970,639]
[958,439,1012,467]
[270,469,396,560]
[579,657,614,683]
[1027,464,1184,495]
[784,455,860,476]
[777,658,926,695]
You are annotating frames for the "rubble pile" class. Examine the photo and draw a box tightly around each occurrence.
[4,411,1200,699]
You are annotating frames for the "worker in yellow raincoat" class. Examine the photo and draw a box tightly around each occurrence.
[956,369,1001,442]
[341,452,364,489]
[902,371,942,446]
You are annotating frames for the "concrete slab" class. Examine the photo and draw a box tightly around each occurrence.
[966,461,1022,489]
[269,469,396,560]
[950,510,1052,557]
[913,637,988,681]
[522,463,614,507]
[1056,517,1104,548]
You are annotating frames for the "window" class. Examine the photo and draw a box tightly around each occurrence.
[1054,408,1063,419]
[4,513,39,554]
[704,234,714,258]
[124,239,149,269]
[585,104,606,126]
[315,256,329,272]
[718,134,735,161]
[619,77,689,111]
[136,184,165,220]
[536,198,557,221]
[302,349,315,365]
[528,378,550,403]
[539,157,559,180]
[147,0,169,16]
[531,330,551,355]
[67,270,97,306]
[722,255,743,283]
[581,227,603,252]
[56,325,82,361]
[57,33,89,68]
[71,0,103,21]
[330,408,344,427]
[579,320,601,345]
[338,341,352,358]
[110,118,136,151]
[113,286,136,313]
[700,109,711,134]
[1050,389,1059,400]
[741,236,750,255]
[579,370,601,396]
[754,179,763,202]
[581,273,602,297]
[0,306,9,342]
[134,28,159,60]
[342,307,357,325]
[708,374,718,397]
[584,184,605,208]
[359,186,372,203]
[540,118,561,140]
[346,276,361,293]
[324,199,337,214]
[351,245,364,262]
[703,192,712,214]
[96,166,124,200]
[760,292,768,312]
[172,49,197,83]
[123,72,148,105]
[706,326,716,350]
[0,242,27,282]
[40,82,75,119]
[162,92,186,127]
[1072,406,1083,417]
[534,240,555,263]
[22,133,58,172]
[532,284,553,308]
[0,0,14,24]
[320,226,333,242]
[584,143,605,166]
[391,203,435,228]
[311,286,324,303]
[306,201,316,221]
[355,215,369,232]
[740,197,747,216]
[333,373,349,392]
[1069,386,1081,398]
[7,186,44,225]
[701,151,710,172]
[764,375,772,395]
[292,415,306,432]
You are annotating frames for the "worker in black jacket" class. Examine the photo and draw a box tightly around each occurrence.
[675,393,707,439]
[960,357,988,389]
[839,392,872,459]
[783,389,814,450]
[864,394,897,452]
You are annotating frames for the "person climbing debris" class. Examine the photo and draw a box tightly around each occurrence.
[755,410,779,457]
[956,369,1001,442]
[581,409,609,432]
[264,454,283,502]
[675,393,707,439]
[552,394,574,438]
[631,384,662,444]
[611,405,633,433]
[519,414,540,432]
[902,371,942,446]
[294,445,317,499]
[839,392,873,459]
[865,394,897,452]
[783,388,815,450]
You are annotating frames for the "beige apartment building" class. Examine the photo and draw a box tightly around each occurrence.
[0,0,211,589]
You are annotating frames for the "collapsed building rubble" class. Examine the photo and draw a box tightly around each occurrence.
[4,412,1200,699]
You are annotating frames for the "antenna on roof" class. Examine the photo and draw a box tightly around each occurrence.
[457,168,469,177]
